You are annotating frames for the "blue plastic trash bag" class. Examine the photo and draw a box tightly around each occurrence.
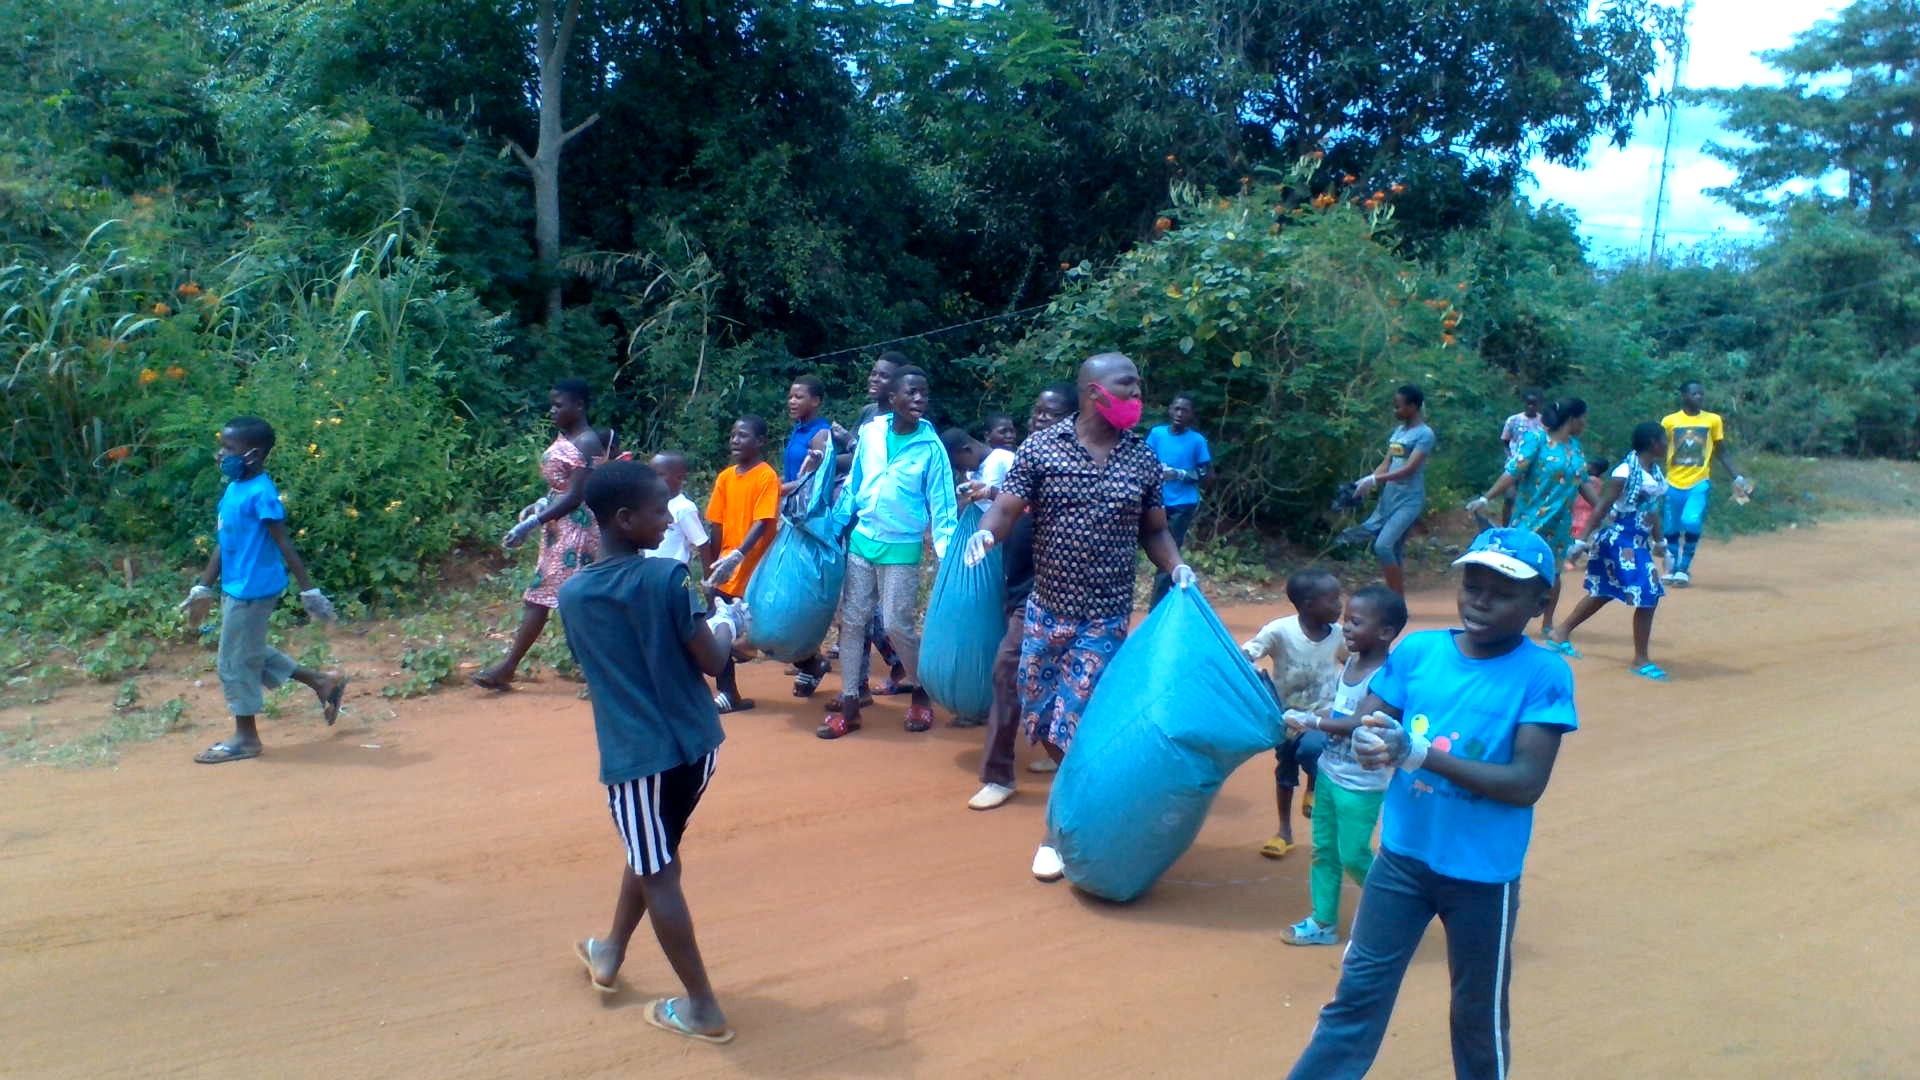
[917,503,1005,721]
[1046,586,1284,902]
[743,467,845,663]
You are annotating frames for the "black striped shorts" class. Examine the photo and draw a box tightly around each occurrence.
[607,751,717,876]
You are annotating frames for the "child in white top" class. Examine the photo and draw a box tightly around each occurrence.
[1243,569,1345,857]
[644,453,712,565]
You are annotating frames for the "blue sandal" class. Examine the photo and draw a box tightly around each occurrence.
[1546,639,1583,659]
[1632,663,1669,681]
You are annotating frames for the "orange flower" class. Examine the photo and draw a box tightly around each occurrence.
[1363,198,1381,211]
[151,302,172,317]
[138,369,160,385]
[1423,298,1448,310]
[1215,199,1231,211]
[104,445,132,463]
[1154,216,1173,232]
[1239,176,1251,186]
[1311,193,1336,210]
[177,282,202,298]
[1165,154,1178,164]
[1372,190,1387,201]
[1341,174,1357,184]
[1391,183,1407,195]
[1311,150,1326,160]
[1456,282,1468,291]
[165,365,187,379]
[1442,333,1458,347]
[1059,261,1072,270]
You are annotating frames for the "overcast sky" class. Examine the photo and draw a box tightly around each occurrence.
[1523,0,1848,259]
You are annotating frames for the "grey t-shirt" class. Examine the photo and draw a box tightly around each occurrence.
[558,555,725,786]
[1380,422,1436,509]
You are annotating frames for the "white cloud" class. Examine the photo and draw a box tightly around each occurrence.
[1522,0,1848,256]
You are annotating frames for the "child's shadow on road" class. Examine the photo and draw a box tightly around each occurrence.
[259,735,430,770]
[598,984,923,1077]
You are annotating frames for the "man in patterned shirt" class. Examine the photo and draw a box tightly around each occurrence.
[964,352,1195,881]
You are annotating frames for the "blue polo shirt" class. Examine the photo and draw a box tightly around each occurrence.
[217,473,289,600]
[1370,629,1577,883]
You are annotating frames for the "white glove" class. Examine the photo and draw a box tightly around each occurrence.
[299,588,338,623]
[503,518,540,549]
[1465,495,1489,514]
[1282,708,1320,735]
[1566,539,1591,563]
[1734,475,1753,494]
[1353,474,1377,494]
[1170,563,1197,590]
[1241,639,1268,661]
[703,549,743,587]
[179,583,216,612]
[707,597,751,641]
[1162,466,1188,482]
[1352,711,1428,771]
[1652,538,1669,558]
[962,529,996,567]
[517,497,551,523]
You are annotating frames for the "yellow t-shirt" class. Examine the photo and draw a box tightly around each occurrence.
[704,461,780,597]
[1661,410,1724,491]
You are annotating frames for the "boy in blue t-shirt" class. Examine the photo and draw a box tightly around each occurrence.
[1145,393,1210,603]
[559,460,746,1045]
[1287,528,1577,1080]
[181,416,345,764]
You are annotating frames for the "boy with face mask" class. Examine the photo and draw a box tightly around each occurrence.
[181,415,347,764]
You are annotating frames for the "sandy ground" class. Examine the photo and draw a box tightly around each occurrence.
[3,518,1917,1079]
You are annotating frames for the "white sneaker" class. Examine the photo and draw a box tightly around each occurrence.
[1032,844,1065,882]
[1027,758,1058,774]
[968,783,1015,811]
[1667,570,1691,587]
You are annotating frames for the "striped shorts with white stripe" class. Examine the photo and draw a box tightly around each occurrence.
[607,751,717,877]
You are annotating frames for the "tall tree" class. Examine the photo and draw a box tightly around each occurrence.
[1693,0,1919,240]
[509,0,600,325]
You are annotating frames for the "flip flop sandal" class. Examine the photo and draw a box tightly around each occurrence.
[573,938,618,994]
[469,670,513,692]
[792,671,822,698]
[1546,639,1583,659]
[822,686,874,711]
[874,680,919,697]
[1632,663,1670,681]
[643,997,735,1045]
[816,703,862,740]
[712,693,755,714]
[904,704,935,733]
[322,678,349,726]
[1259,836,1295,859]
[194,741,261,764]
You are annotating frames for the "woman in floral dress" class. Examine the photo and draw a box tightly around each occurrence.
[1467,399,1600,639]
[472,378,609,691]
[1550,422,1672,680]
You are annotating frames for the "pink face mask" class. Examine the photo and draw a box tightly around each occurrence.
[1090,385,1143,430]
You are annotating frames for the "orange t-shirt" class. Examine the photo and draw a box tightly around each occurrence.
[704,461,780,596]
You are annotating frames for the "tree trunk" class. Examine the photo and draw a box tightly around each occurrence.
[510,0,599,327]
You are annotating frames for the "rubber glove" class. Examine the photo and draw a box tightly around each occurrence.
[1464,495,1490,514]
[1353,474,1378,495]
[962,529,996,567]
[503,518,540,549]
[299,588,338,623]
[1170,563,1197,590]
[179,583,216,612]
[703,549,743,588]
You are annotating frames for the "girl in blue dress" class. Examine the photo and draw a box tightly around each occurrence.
[1548,422,1672,680]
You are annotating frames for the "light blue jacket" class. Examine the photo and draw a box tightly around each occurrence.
[834,415,960,559]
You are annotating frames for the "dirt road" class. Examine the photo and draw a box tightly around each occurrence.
[4,519,1916,1079]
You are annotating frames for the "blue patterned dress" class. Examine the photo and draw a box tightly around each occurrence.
[1584,453,1667,608]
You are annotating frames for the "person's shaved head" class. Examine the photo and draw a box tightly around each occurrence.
[1077,352,1136,391]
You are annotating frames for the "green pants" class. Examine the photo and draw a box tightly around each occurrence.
[1311,779,1387,927]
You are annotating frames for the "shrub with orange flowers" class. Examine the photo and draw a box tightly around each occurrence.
[151,302,172,317]
[138,368,160,385]
[177,282,202,298]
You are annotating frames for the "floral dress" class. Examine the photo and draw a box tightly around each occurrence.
[523,436,601,609]
[1505,429,1588,558]
[1584,454,1668,609]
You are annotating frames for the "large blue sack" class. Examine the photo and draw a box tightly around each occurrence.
[1046,586,1284,902]
[743,467,845,663]
[917,503,1005,721]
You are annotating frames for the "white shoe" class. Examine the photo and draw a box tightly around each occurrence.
[1666,570,1691,587]
[1032,844,1065,882]
[968,783,1015,811]
[1027,758,1057,774]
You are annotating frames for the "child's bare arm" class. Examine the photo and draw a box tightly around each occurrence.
[686,618,735,677]
[194,546,223,588]
[264,519,316,592]
[1240,619,1287,660]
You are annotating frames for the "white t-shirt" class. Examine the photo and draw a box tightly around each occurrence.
[974,447,1017,509]
[1317,661,1388,792]
[1610,458,1668,508]
[646,493,710,563]
[1243,614,1345,712]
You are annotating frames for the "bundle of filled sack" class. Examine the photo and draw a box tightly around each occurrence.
[743,467,845,662]
[917,503,1004,722]
[1046,586,1284,901]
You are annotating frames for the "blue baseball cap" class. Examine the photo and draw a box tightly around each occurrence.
[1453,527,1557,587]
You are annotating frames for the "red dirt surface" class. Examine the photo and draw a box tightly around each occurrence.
[3,518,1916,1078]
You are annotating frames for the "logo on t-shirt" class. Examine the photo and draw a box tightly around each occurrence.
[1671,425,1710,469]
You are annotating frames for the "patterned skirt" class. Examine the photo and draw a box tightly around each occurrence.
[1017,597,1130,754]
[1584,510,1665,609]
[524,507,600,609]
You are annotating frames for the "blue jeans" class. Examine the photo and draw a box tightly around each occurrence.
[1286,848,1521,1080]
[1665,480,1710,572]
[1150,502,1199,606]
[1274,730,1324,789]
